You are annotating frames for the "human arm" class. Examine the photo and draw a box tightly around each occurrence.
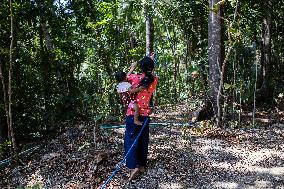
[128,75,154,94]
[127,61,138,76]
[128,86,145,94]
[149,52,155,60]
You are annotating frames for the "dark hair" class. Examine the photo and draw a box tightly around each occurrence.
[115,71,127,82]
[139,56,155,88]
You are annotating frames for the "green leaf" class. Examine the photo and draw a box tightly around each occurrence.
[224,83,231,90]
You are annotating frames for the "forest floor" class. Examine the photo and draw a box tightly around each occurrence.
[1,103,284,189]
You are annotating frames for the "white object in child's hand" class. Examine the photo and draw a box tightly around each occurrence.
[117,82,132,93]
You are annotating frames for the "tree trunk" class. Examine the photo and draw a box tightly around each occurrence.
[145,4,154,106]
[38,18,52,130]
[37,0,55,52]
[41,22,56,51]
[145,4,154,56]
[0,63,9,144]
[9,0,18,161]
[173,30,179,102]
[35,0,55,130]
[208,0,223,119]
[258,0,273,100]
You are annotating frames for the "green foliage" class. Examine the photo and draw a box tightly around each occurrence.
[0,0,283,156]
[0,140,11,155]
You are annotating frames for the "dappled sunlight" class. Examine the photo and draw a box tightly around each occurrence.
[113,128,125,135]
[155,145,172,150]
[170,139,191,151]
[159,182,183,189]
[190,125,284,188]
[211,162,284,176]
[197,138,284,177]
[26,170,44,188]
[211,161,233,169]
[213,181,238,189]
[195,138,226,146]
[151,133,168,140]
[250,180,273,189]
[194,138,227,154]
[225,146,283,163]
[223,146,284,176]
[249,166,284,175]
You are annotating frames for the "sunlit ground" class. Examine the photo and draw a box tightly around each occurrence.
[6,114,284,189]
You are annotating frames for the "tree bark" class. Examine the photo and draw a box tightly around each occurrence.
[34,0,55,130]
[145,4,154,56]
[41,22,56,51]
[208,0,223,118]
[258,0,273,100]
[0,63,9,144]
[9,0,18,161]
[37,0,56,52]
[145,4,155,106]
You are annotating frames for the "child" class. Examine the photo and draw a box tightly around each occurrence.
[115,70,143,125]
[115,60,154,126]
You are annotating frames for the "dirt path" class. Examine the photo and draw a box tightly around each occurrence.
[1,104,284,189]
[107,123,284,189]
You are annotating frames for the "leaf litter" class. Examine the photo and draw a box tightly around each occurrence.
[0,103,283,189]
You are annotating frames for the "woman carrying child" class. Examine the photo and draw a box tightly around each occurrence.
[123,54,158,180]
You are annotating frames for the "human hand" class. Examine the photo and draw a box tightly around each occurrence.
[150,52,155,60]
[131,61,138,68]
[127,61,138,75]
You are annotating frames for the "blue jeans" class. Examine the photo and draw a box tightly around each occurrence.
[124,116,150,169]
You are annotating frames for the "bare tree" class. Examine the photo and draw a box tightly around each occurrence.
[208,0,224,122]
[258,0,273,100]
[8,0,18,161]
[0,63,9,144]
[145,3,155,106]
[145,4,154,56]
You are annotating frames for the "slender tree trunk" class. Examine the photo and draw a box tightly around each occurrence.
[233,50,236,113]
[37,0,63,82]
[41,22,56,51]
[208,0,223,119]
[145,4,154,106]
[37,0,55,52]
[258,0,272,100]
[257,38,264,89]
[253,50,259,125]
[38,19,52,130]
[37,0,56,127]
[184,35,190,83]
[172,29,178,102]
[0,63,9,143]
[9,0,18,161]
[145,4,154,56]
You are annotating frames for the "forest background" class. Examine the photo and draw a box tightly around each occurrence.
[0,0,283,162]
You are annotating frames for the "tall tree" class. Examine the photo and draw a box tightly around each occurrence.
[36,0,57,129]
[8,0,18,161]
[145,2,154,107]
[145,4,154,55]
[208,0,224,121]
[258,0,273,100]
[0,63,8,145]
